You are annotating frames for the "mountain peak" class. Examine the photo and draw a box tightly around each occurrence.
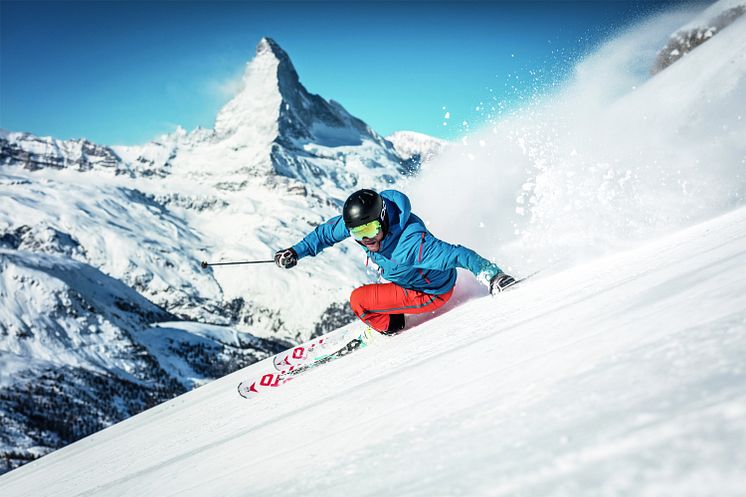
[254,37,300,87]
[213,37,407,181]
[213,37,300,138]
[256,37,287,59]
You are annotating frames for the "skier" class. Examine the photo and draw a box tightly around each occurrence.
[274,189,516,334]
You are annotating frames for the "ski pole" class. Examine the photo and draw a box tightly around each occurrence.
[200,259,275,269]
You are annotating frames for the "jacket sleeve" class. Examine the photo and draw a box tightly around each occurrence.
[394,228,502,279]
[291,215,350,258]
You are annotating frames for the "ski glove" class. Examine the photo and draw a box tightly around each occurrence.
[274,248,298,269]
[490,272,517,295]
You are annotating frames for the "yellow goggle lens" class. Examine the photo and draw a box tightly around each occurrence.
[349,220,382,240]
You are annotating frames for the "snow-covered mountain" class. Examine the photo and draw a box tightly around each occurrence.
[0,36,438,338]
[214,38,420,185]
[0,131,125,173]
[0,37,442,472]
[653,0,744,73]
[386,130,448,165]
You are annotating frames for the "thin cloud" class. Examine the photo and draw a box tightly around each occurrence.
[205,68,246,102]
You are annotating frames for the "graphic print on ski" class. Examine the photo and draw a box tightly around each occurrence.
[272,332,351,372]
[237,329,375,399]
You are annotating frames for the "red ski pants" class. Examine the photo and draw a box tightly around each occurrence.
[349,283,454,332]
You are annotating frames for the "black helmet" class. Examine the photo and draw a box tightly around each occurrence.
[343,189,387,232]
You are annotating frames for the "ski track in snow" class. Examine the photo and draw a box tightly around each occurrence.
[1,206,744,497]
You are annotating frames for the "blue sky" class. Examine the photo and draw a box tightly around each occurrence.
[1,0,697,145]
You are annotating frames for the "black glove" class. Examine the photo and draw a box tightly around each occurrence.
[489,272,516,295]
[274,248,298,269]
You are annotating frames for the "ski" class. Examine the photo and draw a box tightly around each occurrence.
[237,328,378,399]
[272,330,355,372]
[281,330,375,377]
[236,371,293,399]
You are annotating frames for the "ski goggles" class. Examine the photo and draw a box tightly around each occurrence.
[349,220,382,240]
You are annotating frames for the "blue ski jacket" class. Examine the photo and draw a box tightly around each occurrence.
[292,190,502,295]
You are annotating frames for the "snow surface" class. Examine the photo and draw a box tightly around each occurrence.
[1,203,744,497]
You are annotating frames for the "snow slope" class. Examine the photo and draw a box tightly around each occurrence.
[1,200,744,497]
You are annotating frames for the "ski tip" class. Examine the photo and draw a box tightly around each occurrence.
[272,355,284,371]
[237,381,259,399]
